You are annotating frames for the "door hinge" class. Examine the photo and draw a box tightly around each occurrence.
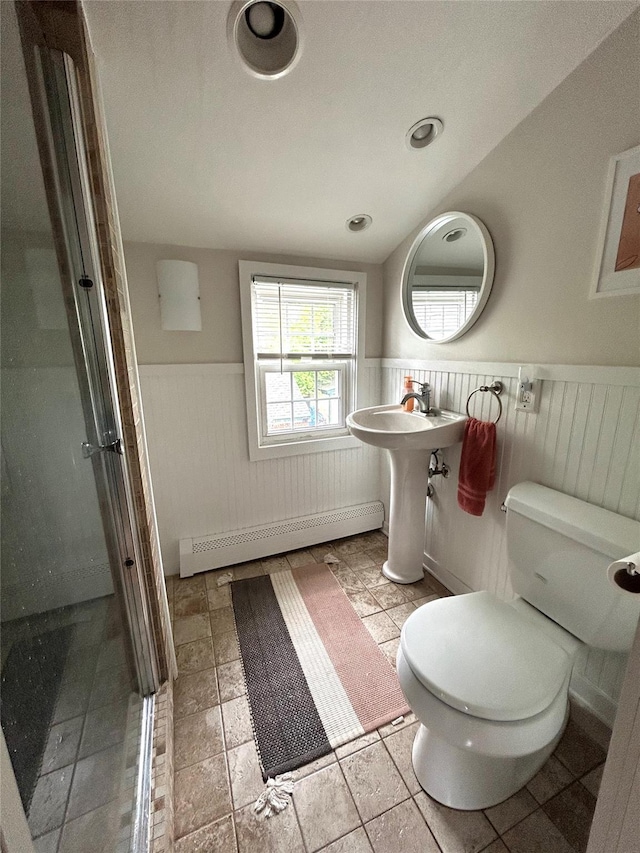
[82,438,123,458]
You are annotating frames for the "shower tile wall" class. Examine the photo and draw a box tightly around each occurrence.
[381,362,640,722]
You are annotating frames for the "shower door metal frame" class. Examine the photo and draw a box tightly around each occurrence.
[32,44,161,698]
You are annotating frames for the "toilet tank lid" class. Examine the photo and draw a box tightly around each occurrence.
[505,482,640,559]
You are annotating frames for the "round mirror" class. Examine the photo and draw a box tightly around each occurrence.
[401,212,495,342]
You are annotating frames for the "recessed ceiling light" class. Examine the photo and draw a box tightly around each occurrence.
[346,214,372,232]
[443,227,467,242]
[228,0,302,80]
[406,117,444,150]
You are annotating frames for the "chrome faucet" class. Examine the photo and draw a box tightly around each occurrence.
[401,381,433,414]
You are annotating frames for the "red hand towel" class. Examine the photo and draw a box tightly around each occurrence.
[457,417,497,516]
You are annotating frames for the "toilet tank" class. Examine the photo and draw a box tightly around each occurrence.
[504,482,640,652]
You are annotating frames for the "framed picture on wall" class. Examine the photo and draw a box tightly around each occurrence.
[590,144,640,298]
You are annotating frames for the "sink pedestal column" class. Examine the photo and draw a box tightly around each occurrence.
[382,449,430,584]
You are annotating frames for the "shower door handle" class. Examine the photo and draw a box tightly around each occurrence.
[82,438,123,458]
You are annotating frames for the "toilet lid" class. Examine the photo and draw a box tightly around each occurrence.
[401,591,571,722]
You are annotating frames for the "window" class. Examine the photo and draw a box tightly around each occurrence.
[240,261,366,460]
[411,288,479,340]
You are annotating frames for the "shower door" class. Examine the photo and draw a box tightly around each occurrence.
[1,4,156,851]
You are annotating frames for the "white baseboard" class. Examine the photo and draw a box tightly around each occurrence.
[423,550,473,595]
[180,501,385,577]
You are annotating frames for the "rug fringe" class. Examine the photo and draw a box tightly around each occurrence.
[254,773,295,818]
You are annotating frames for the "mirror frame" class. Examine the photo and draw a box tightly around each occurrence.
[401,211,495,343]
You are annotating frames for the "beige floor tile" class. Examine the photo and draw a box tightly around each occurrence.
[41,717,83,774]
[214,630,241,665]
[365,798,439,853]
[207,585,231,611]
[261,555,289,573]
[335,731,380,760]
[333,540,365,558]
[479,841,509,853]
[290,751,337,782]
[346,589,383,618]
[78,699,128,758]
[542,780,597,853]
[217,659,247,702]
[371,584,407,610]
[234,800,305,852]
[385,602,417,630]
[501,809,574,853]
[174,668,219,719]
[411,594,439,608]
[295,763,361,851]
[33,829,61,853]
[57,801,119,853]
[357,567,389,589]
[175,706,224,770]
[319,827,373,853]
[553,720,606,777]
[175,576,206,600]
[483,787,538,835]
[361,612,400,644]
[333,567,366,592]
[174,753,231,839]
[233,561,265,580]
[415,791,497,853]
[378,638,400,668]
[286,549,316,568]
[173,613,211,647]
[210,607,236,638]
[580,763,604,798]
[221,695,253,749]
[401,578,438,601]
[526,754,574,804]
[309,542,335,561]
[67,744,123,820]
[28,766,74,837]
[383,722,421,795]
[228,739,265,810]
[343,552,376,571]
[340,741,409,822]
[365,547,387,564]
[175,814,236,853]
[377,712,417,737]
[175,637,215,676]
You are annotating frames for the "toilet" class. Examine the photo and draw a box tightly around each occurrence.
[397,481,640,810]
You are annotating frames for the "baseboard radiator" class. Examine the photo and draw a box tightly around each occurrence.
[179,501,385,578]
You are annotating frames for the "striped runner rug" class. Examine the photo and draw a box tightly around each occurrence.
[231,562,410,780]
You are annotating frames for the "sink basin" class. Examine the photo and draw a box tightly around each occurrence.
[346,405,466,450]
[347,404,467,585]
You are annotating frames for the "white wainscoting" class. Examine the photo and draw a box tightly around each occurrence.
[381,360,640,726]
[138,361,383,575]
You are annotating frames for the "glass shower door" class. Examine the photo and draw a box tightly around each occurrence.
[1,4,154,851]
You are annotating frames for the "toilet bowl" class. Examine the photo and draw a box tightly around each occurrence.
[396,482,640,810]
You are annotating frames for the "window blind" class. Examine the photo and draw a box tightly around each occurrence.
[412,289,479,339]
[251,276,356,359]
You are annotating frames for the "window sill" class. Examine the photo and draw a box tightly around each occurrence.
[248,432,362,462]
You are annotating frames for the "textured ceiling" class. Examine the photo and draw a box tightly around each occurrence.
[85,1,636,263]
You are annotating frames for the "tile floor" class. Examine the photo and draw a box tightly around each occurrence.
[169,532,607,853]
[1,597,142,853]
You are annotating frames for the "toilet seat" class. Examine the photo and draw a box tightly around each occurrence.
[401,591,571,722]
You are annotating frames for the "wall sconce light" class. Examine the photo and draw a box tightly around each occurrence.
[156,260,202,331]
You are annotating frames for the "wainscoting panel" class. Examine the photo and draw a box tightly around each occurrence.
[381,362,640,724]
[139,362,383,575]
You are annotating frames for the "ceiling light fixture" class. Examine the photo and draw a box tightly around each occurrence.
[405,117,444,150]
[228,0,302,80]
[346,214,372,233]
[443,227,467,242]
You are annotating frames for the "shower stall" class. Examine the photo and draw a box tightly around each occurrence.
[1,4,168,851]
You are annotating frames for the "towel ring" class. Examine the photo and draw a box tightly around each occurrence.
[466,381,503,424]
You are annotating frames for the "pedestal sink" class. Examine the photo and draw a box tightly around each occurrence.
[346,405,466,584]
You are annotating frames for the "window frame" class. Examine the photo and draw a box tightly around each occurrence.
[239,260,366,461]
